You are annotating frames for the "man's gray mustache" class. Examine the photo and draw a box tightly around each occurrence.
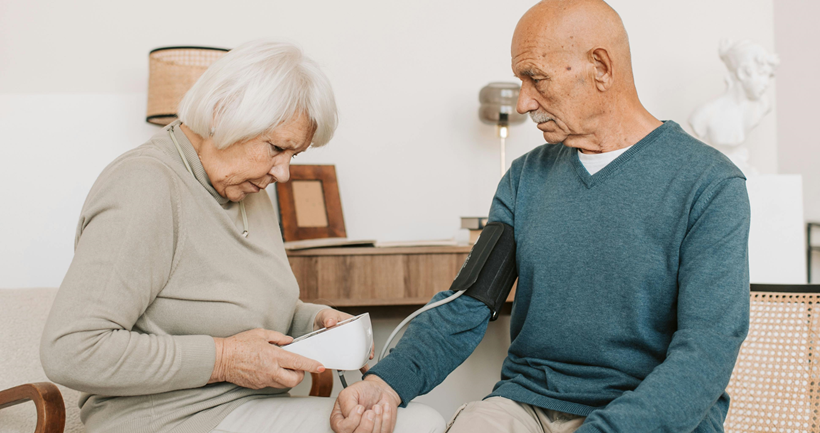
[530,111,553,123]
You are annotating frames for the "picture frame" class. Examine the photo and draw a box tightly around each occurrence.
[276,165,347,242]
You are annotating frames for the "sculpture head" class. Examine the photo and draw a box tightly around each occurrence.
[719,39,780,101]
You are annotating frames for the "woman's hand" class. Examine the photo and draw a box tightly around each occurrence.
[209,328,325,389]
[314,308,375,372]
[314,308,355,330]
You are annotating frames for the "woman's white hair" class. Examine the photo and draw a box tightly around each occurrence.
[178,40,337,149]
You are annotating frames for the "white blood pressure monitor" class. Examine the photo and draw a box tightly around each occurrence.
[281,313,373,371]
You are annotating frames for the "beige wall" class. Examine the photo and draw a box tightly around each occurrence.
[774,0,820,282]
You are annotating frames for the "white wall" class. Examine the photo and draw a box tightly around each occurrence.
[0,0,783,421]
[0,0,778,288]
[773,0,820,283]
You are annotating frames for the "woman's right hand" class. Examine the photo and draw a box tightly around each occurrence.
[209,328,325,389]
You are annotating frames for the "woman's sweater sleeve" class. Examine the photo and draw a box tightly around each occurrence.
[289,300,329,338]
[40,158,216,396]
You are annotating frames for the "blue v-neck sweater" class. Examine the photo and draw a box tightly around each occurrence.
[368,121,750,432]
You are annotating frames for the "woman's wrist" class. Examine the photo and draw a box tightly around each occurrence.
[209,337,226,384]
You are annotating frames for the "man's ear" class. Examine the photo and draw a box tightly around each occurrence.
[590,48,613,92]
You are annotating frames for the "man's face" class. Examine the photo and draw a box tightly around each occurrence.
[511,30,596,146]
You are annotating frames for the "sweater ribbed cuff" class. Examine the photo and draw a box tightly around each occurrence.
[175,335,217,389]
[574,424,605,433]
[365,355,424,408]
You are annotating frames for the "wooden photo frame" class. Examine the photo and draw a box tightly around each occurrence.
[276,165,347,242]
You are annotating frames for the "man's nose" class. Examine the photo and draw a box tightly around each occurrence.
[270,160,290,183]
[517,81,539,114]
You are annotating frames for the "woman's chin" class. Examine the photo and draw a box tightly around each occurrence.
[224,189,247,202]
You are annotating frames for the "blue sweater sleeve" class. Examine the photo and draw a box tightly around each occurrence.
[577,177,751,433]
[364,168,521,405]
[365,292,491,406]
[365,166,519,406]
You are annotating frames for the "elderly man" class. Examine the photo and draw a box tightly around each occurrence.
[331,1,750,432]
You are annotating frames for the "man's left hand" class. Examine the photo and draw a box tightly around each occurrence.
[331,375,401,433]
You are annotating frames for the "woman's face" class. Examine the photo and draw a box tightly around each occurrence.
[198,112,315,202]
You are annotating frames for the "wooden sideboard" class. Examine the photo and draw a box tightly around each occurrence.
[287,245,516,313]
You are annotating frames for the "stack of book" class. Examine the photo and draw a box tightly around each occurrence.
[461,217,489,244]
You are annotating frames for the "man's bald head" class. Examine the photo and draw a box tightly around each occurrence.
[511,0,653,150]
[514,0,632,82]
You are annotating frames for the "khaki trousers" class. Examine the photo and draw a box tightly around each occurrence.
[211,396,445,433]
[446,397,586,433]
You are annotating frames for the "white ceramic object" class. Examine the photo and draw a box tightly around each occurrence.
[746,174,806,284]
[689,39,779,174]
[282,313,373,371]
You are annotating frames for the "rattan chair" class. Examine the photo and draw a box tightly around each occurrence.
[724,284,820,433]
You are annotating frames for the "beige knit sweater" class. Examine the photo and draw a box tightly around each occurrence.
[40,121,328,433]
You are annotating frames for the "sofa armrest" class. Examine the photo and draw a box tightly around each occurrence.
[309,371,333,397]
[0,382,65,433]
[0,375,325,433]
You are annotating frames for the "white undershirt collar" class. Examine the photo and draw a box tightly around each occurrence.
[577,145,633,176]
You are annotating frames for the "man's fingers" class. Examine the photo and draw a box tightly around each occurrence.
[381,403,396,433]
[330,400,347,432]
[354,410,377,433]
[279,351,325,373]
[371,405,383,433]
[331,400,365,433]
[337,388,363,418]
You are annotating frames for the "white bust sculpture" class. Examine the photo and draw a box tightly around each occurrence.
[689,39,779,174]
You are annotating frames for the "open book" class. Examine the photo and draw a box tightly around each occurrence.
[284,238,458,251]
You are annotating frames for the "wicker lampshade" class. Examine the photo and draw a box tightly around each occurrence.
[146,46,230,126]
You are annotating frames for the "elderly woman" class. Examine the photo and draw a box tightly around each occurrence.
[40,40,444,433]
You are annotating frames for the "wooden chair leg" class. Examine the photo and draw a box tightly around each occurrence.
[0,382,65,433]
[309,370,334,397]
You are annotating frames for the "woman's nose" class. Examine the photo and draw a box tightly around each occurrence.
[270,160,290,183]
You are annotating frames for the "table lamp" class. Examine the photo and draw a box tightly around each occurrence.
[479,82,527,176]
[146,46,229,125]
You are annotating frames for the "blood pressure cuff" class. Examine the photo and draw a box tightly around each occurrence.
[450,222,517,320]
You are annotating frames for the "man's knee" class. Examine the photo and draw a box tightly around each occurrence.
[398,403,446,433]
[445,397,536,433]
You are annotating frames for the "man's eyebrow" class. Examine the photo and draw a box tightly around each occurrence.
[517,69,547,78]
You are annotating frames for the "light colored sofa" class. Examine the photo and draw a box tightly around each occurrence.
[0,288,82,433]
[0,287,332,433]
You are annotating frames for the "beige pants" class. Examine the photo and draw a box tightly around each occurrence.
[211,396,445,433]
[446,397,586,433]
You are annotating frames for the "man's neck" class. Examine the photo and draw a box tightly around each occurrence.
[569,104,663,154]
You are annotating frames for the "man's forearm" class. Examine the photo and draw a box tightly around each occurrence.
[575,328,743,432]
[365,291,491,406]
